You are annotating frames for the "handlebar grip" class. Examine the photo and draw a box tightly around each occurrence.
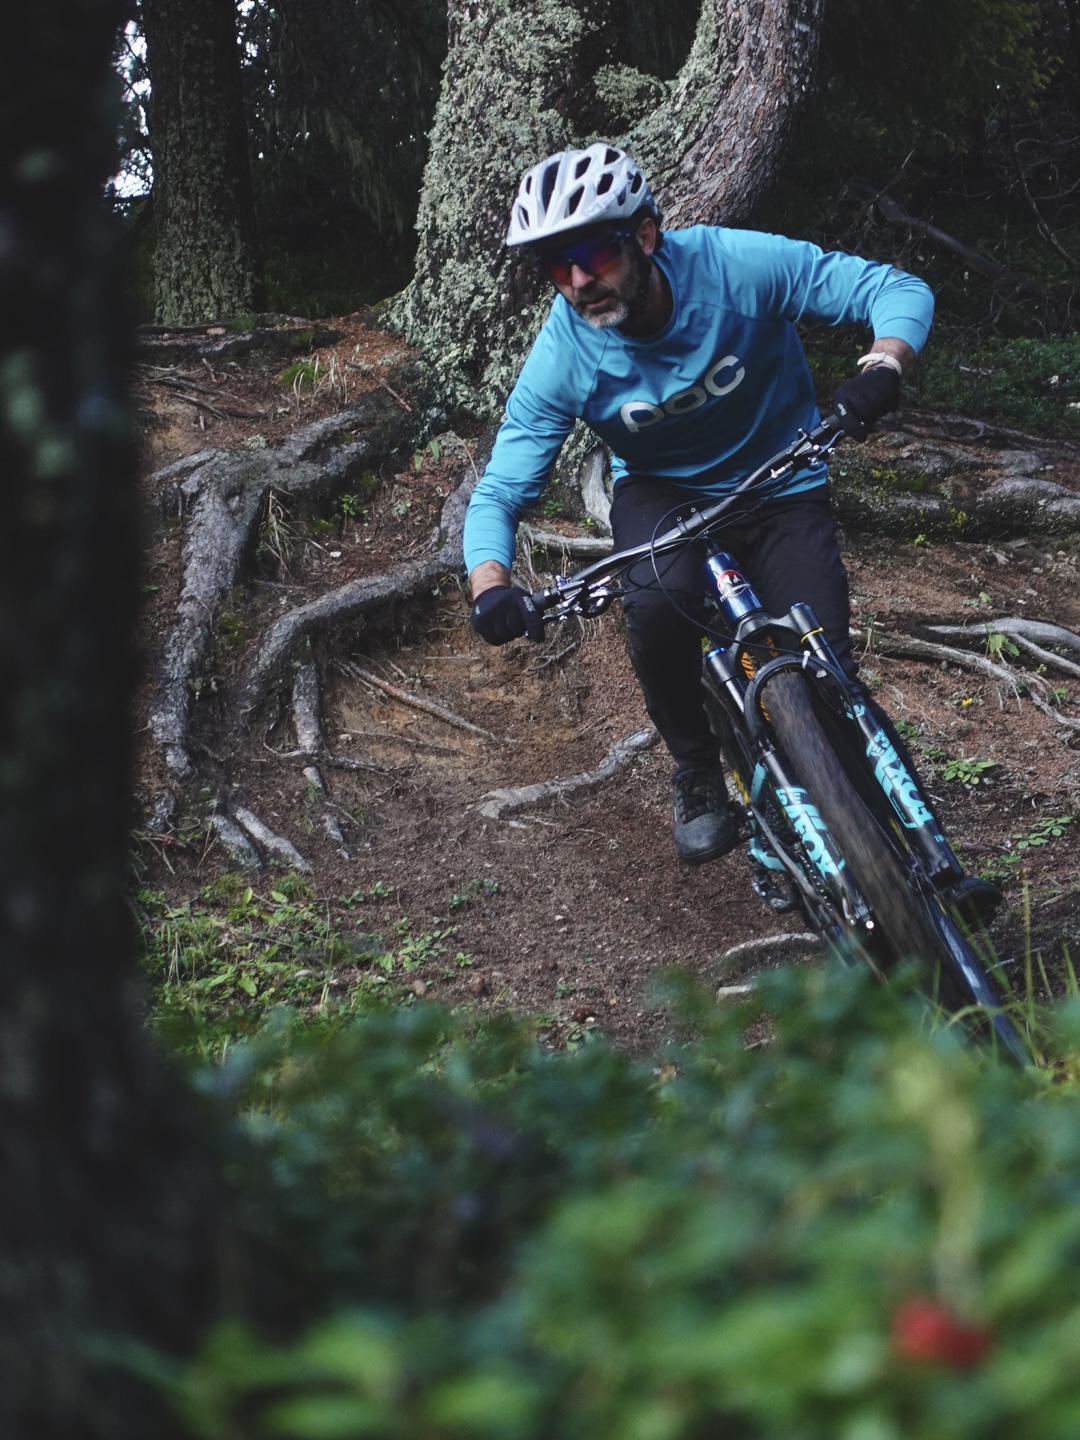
[829,402,868,442]
[530,585,559,613]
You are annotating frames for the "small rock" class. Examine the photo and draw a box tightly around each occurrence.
[412,979,428,998]
[468,974,488,996]
[572,1006,595,1024]
[544,957,558,971]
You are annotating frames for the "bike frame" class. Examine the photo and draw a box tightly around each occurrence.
[531,417,1025,1056]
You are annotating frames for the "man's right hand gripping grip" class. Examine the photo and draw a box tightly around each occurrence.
[470,585,546,644]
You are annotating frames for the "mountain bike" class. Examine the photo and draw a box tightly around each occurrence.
[529,415,1029,1063]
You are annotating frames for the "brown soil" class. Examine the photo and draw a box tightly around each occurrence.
[134,316,1080,1054]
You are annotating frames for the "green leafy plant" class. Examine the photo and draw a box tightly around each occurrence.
[986,631,1020,661]
[151,962,1080,1440]
[137,874,438,1058]
[941,755,999,786]
[412,437,442,470]
[1013,814,1074,852]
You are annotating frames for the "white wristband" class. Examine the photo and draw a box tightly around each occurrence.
[857,351,904,376]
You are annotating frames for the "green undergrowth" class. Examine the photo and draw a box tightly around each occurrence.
[135,873,470,1062]
[803,329,1080,441]
[137,961,1080,1440]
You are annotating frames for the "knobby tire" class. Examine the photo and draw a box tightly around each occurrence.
[762,670,1025,1060]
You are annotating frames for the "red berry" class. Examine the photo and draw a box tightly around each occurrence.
[891,1298,992,1370]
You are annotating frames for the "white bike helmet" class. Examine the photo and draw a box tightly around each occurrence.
[506,144,658,247]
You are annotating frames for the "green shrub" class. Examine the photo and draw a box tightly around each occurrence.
[153,962,1080,1439]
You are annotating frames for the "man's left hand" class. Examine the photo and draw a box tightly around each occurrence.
[833,366,901,439]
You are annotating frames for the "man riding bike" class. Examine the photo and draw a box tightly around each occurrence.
[464,143,998,923]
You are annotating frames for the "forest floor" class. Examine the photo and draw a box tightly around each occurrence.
[133,314,1080,1056]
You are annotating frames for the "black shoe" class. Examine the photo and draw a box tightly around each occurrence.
[751,863,798,914]
[943,875,1003,929]
[671,765,739,865]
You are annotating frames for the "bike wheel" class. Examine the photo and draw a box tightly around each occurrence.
[762,669,1026,1060]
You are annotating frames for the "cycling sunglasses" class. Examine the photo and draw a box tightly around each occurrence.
[534,229,632,286]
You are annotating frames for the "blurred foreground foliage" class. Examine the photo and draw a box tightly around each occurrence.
[141,961,1080,1439]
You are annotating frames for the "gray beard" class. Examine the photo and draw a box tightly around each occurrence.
[573,245,649,329]
[580,298,630,330]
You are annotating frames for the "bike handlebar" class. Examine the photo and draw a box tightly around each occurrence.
[530,412,849,616]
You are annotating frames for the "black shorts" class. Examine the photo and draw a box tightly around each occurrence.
[608,474,854,767]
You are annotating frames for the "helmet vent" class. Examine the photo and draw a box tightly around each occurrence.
[540,162,559,210]
[604,147,620,164]
[630,174,643,193]
[566,185,584,214]
[574,157,591,179]
[596,172,613,194]
[517,205,530,230]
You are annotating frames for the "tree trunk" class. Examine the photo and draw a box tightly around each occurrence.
[142,0,266,324]
[391,0,823,411]
[1,2,219,1433]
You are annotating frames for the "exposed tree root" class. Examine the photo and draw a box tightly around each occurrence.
[232,806,313,872]
[136,316,343,364]
[210,813,262,870]
[520,525,614,559]
[242,471,477,711]
[718,932,823,964]
[853,626,1039,699]
[148,384,428,775]
[855,623,1080,741]
[833,473,1080,540]
[292,660,326,753]
[474,728,659,820]
[924,618,1080,678]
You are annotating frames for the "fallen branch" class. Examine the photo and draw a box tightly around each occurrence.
[872,191,1078,328]
[325,753,400,775]
[474,727,658,820]
[336,724,461,756]
[340,660,498,741]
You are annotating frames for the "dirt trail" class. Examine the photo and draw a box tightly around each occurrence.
[134,317,1080,1051]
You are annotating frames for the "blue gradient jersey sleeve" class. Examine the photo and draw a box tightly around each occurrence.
[463,227,934,572]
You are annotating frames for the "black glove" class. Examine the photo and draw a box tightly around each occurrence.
[832,365,901,440]
[470,585,546,645]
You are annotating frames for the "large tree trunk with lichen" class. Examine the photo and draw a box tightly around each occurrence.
[390,0,823,410]
[142,0,266,324]
[1,2,219,1433]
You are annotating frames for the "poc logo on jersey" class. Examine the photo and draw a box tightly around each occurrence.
[619,354,745,433]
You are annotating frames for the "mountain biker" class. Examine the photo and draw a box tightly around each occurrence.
[465,143,998,921]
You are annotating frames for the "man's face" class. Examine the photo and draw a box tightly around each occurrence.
[535,225,650,329]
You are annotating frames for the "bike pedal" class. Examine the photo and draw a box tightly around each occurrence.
[751,864,798,914]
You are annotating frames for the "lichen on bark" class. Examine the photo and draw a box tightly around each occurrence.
[390,0,823,417]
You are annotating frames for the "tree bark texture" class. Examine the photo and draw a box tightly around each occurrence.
[1,3,218,1433]
[142,0,266,323]
[391,0,823,411]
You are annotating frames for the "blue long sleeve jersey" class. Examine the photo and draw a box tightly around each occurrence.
[463,225,934,572]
